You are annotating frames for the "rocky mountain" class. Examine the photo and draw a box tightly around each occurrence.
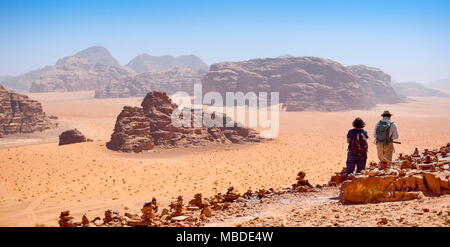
[95,67,204,98]
[392,82,450,98]
[0,66,54,92]
[0,84,56,137]
[58,46,121,67]
[29,47,135,93]
[30,56,134,92]
[1,46,133,93]
[202,56,381,111]
[127,54,208,74]
[347,65,405,104]
[426,78,450,90]
[107,91,261,152]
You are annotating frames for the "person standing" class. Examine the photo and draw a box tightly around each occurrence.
[346,118,369,178]
[374,110,399,163]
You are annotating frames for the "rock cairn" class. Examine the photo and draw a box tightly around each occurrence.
[292,171,313,192]
[334,143,450,204]
[107,91,262,152]
[56,171,315,227]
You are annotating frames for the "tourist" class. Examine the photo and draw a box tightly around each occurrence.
[345,118,369,178]
[374,110,399,163]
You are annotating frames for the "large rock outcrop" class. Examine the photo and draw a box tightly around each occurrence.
[95,67,204,98]
[347,65,406,104]
[0,84,56,137]
[107,91,261,152]
[202,57,375,112]
[202,57,405,111]
[392,82,450,98]
[127,54,208,74]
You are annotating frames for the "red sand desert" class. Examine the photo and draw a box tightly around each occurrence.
[1,91,450,226]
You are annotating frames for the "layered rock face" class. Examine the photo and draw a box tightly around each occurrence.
[332,143,450,204]
[58,129,88,146]
[0,84,56,137]
[202,57,375,112]
[107,91,261,152]
[347,65,406,104]
[30,51,135,93]
[127,54,208,74]
[95,67,204,98]
[392,82,450,98]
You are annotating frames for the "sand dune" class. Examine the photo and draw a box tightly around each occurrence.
[1,91,450,226]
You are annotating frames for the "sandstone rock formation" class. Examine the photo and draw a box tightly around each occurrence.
[30,54,135,93]
[58,129,89,146]
[0,84,56,137]
[0,66,53,92]
[347,65,406,104]
[202,57,377,112]
[58,46,121,67]
[106,91,261,152]
[392,82,450,98]
[127,54,208,74]
[336,143,450,204]
[95,67,204,98]
[2,46,132,93]
[202,57,405,111]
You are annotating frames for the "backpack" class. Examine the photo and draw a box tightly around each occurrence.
[351,130,368,157]
[375,120,392,144]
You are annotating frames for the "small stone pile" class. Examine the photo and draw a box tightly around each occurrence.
[58,129,91,146]
[58,211,75,227]
[335,143,450,204]
[107,91,262,153]
[55,171,317,227]
[292,171,313,192]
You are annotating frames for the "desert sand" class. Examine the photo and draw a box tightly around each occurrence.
[1,91,450,226]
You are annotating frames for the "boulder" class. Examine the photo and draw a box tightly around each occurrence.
[58,129,88,146]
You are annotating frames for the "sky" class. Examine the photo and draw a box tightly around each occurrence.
[0,0,449,82]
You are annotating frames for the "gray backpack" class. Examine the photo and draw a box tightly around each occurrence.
[375,120,392,144]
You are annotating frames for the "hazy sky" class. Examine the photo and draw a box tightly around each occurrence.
[1,0,449,82]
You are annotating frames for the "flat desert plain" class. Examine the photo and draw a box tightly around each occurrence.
[1,91,450,226]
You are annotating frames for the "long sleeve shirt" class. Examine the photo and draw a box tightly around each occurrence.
[373,117,399,140]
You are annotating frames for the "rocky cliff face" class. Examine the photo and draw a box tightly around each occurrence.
[0,84,56,137]
[347,65,405,104]
[107,91,261,152]
[127,54,208,74]
[202,57,375,111]
[392,82,450,98]
[95,67,204,98]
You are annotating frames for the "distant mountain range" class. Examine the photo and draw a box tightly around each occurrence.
[392,82,449,98]
[425,78,450,90]
[127,54,208,74]
[0,46,208,92]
